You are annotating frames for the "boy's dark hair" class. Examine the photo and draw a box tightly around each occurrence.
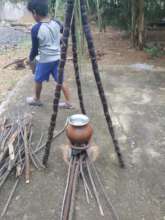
[27,0,48,17]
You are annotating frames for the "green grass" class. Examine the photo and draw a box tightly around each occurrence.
[144,46,165,58]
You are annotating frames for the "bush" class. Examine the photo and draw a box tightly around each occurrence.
[144,46,165,58]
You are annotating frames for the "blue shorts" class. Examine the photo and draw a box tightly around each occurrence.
[34,60,63,83]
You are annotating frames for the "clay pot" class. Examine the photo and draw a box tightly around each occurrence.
[66,114,93,145]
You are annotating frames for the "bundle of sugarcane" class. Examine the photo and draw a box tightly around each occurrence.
[60,151,119,220]
[0,115,45,217]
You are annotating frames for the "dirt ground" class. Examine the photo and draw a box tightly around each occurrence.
[0,25,165,104]
[0,27,165,220]
[94,27,165,66]
[0,46,29,104]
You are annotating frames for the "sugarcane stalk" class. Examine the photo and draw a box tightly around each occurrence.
[1,164,25,217]
[0,125,14,153]
[0,159,8,177]
[28,129,40,169]
[29,149,39,169]
[68,159,80,220]
[80,155,93,199]
[31,148,45,169]
[35,133,44,151]
[0,151,21,189]
[0,144,24,185]
[60,157,73,220]
[86,160,104,216]
[32,126,66,160]
[71,17,86,114]
[82,171,90,204]
[80,0,124,168]
[43,0,75,166]
[62,157,77,220]
[23,126,30,184]
[3,57,27,69]
[1,178,19,217]
[89,159,119,220]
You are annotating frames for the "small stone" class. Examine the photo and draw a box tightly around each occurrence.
[15,195,20,201]
[23,214,28,220]
[75,206,80,211]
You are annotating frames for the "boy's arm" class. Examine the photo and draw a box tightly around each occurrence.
[54,19,64,33]
[29,24,41,62]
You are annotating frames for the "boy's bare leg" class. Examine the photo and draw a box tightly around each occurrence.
[35,82,42,100]
[26,82,43,106]
[61,82,71,104]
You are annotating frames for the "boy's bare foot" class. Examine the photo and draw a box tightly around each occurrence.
[26,97,43,106]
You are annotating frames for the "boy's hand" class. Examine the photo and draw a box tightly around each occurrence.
[26,60,35,74]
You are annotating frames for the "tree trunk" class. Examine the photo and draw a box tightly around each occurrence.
[132,0,145,50]
[138,0,145,49]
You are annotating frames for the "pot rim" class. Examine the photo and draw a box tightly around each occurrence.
[68,114,90,127]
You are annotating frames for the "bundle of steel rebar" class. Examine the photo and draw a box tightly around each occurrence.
[0,115,45,217]
[61,150,119,220]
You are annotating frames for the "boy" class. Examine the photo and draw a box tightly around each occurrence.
[27,0,72,108]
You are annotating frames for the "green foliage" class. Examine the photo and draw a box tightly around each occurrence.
[48,0,65,19]
[87,0,132,30]
[144,46,165,58]
[87,0,165,30]
[145,0,165,24]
